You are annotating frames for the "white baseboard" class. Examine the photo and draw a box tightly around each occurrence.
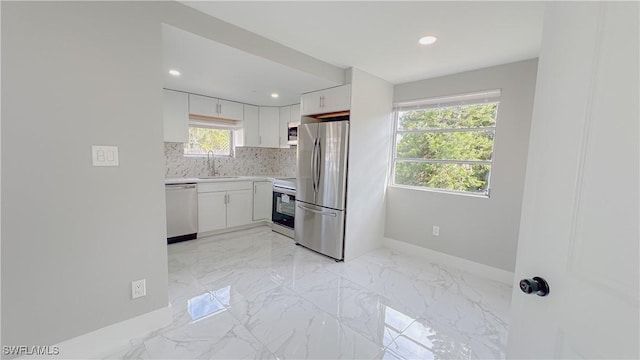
[19,305,171,359]
[383,237,515,285]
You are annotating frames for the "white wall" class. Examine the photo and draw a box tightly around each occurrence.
[344,68,394,260]
[385,59,538,272]
[1,2,168,349]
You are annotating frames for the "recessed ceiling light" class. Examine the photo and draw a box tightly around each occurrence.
[418,36,438,45]
[169,69,181,76]
[271,93,279,98]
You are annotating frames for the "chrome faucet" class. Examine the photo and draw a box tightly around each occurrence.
[207,150,217,176]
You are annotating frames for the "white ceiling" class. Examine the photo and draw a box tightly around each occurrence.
[182,1,545,85]
[166,2,544,106]
[162,24,340,106]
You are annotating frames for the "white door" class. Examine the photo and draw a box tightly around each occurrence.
[218,99,244,121]
[226,189,253,228]
[253,181,273,221]
[258,107,279,148]
[507,3,639,359]
[242,104,260,147]
[197,192,227,233]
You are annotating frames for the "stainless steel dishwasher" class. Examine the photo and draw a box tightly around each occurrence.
[165,183,198,244]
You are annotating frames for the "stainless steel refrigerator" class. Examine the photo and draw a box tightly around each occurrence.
[295,120,349,260]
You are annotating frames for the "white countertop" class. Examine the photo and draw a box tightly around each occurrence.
[165,176,279,185]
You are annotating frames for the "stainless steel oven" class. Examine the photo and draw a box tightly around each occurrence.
[272,178,296,238]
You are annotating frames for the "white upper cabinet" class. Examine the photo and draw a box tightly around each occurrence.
[259,107,280,148]
[188,94,217,117]
[301,84,351,116]
[279,106,291,148]
[188,94,243,121]
[290,104,301,124]
[218,99,244,121]
[163,89,189,143]
[242,104,260,147]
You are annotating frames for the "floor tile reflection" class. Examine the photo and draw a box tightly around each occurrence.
[107,226,512,359]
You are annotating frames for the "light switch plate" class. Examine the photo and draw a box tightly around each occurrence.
[92,145,119,166]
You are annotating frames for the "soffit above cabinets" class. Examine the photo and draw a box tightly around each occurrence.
[162,24,341,107]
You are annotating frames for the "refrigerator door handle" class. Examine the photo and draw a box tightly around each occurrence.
[297,204,338,217]
[311,137,318,193]
[315,140,322,192]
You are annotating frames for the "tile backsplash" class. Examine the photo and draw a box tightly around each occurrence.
[165,143,296,178]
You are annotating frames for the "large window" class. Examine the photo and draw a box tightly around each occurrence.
[184,126,233,156]
[391,90,501,196]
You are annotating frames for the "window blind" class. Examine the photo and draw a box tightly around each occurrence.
[394,89,501,111]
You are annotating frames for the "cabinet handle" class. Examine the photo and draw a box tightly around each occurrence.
[259,136,262,145]
[227,193,230,204]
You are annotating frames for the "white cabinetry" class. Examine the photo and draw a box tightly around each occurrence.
[290,104,301,124]
[301,84,351,116]
[217,99,244,121]
[197,181,253,233]
[258,107,280,148]
[189,94,243,121]
[197,191,227,232]
[226,189,253,228]
[163,89,189,143]
[241,104,260,147]
[253,181,273,221]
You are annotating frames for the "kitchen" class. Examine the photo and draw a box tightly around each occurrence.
[1,2,637,359]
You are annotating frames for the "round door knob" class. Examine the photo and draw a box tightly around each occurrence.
[519,277,549,297]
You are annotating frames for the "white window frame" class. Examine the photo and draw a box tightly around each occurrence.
[184,118,238,157]
[390,89,501,197]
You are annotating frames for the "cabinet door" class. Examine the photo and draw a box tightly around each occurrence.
[279,106,291,148]
[301,92,322,116]
[253,181,273,221]
[301,85,351,116]
[227,189,253,228]
[290,104,301,124]
[259,107,280,148]
[322,84,351,114]
[198,192,227,233]
[189,94,217,117]
[218,99,244,121]
[242,104,260,147]
[163,89,189,143]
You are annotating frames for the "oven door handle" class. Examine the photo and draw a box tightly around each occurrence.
[274,186,296,196]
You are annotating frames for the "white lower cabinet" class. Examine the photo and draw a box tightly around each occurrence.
[226,189,253,228]
[253,181,273,221]
[197,181,253,233]
[198,192,227,233]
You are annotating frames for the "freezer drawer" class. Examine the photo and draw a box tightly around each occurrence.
[294,201,345,260]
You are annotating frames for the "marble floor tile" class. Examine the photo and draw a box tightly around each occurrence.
[112,226,512,359]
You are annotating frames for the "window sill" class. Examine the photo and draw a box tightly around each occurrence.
[388,184,490,199]
[183,154,234,158]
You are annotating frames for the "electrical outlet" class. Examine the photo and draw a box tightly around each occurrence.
[132,279,146,299]
[432,226,440,237]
